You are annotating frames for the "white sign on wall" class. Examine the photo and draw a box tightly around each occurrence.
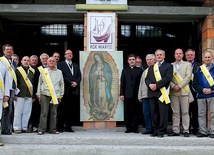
[87,13,116,51]
[86,0,127,5]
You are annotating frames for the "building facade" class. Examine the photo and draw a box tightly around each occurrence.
[0,0,213,127]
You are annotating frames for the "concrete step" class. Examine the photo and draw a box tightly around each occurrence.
[1,144,214,155]
[0,127,214,155]
[1,131,214,146]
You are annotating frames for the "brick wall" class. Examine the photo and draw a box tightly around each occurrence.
[202,14,214,54]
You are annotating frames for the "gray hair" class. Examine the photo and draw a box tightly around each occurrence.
[185,49,195,55]
[2,44,13,51]
[146,54,155,60]
[155,49,165,56]
[39,53,49,60]
[202,51,213,57]
[30,55,38,59]
[12,54,19,60]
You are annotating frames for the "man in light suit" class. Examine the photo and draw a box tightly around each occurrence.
[1,44,17,135]
[145,49,173,138]
[0,59,10,146]
[168,48,192,137]
[57,49,81,132]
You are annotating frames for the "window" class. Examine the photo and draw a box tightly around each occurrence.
[73,24,84,36]
[121,25,131,37]
[41,24,67,36]
[136,25,162,37]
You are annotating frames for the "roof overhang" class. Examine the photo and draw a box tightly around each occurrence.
[0,4,212,23]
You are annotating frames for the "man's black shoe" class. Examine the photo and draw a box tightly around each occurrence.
[142,131,152,134]
[125,129,132,133]
[158,134,164,138]
[183,132,189,137]
[132,130,139,133]
[57,128,64,133]
[209,134,214,138]
[191,129,198,135]
[65,128,75,133]
[1,131,12,135]
[150,133,158,137]
[197,133,208,137]
[168,132,180,136]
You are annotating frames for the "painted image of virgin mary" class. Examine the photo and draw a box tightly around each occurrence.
[89,52,115,120]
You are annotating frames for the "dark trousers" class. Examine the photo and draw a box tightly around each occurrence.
[149,98,169,135]
[189,100,199,133]
[1,90,15,132]
[29,98,41,128]
[124,97,139,131]
[57,94,77,131]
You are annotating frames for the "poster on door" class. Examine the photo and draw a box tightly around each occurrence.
[80,51,124,121]
[87,13,116,51]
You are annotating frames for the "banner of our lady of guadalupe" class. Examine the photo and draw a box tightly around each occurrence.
[80,51,124,121]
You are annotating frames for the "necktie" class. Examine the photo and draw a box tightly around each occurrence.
[68,62,73,75]
[158,62,161,67]
[69,62,72,70]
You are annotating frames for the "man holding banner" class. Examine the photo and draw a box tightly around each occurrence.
[145,49,173,138]
[193,51,214,138]
[37,57,64,135]
[168,48,192,137]
[13,56,34,134]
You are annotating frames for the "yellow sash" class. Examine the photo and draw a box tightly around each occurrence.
[17,67,33,96]
[153,63,170,104]
[38,66,44,73]
[173,66,194,103]
[0,79,4,95]
[29,67,35,74]
[0,57,17,87]
[0,74,8,108]
[42,68,58,105]
[200,64,214,87]
[143,68,148,78]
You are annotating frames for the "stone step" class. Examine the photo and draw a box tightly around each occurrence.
[1,127,214,155]
[0,131,214,146]
[1,144,214,155]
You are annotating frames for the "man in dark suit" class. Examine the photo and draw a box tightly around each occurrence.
[120,54,143,133]
[185,49,201,135]
[57,49,81,132]
[145,49,173,138]
[29,55,40,132]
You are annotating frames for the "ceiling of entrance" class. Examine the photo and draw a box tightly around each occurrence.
[0,4,212,23]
